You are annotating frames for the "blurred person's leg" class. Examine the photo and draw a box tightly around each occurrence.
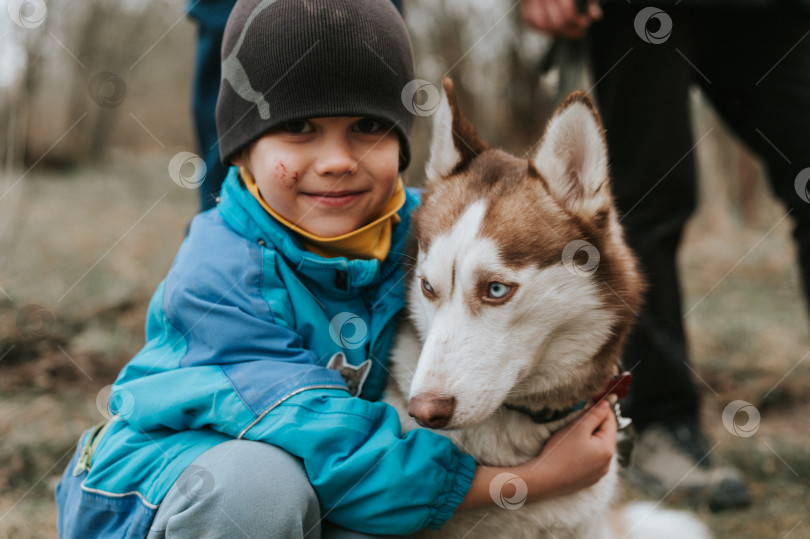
[697,5,810,307]
[588,5,751,510]
[589,5,701,433]
[188,0,236,213]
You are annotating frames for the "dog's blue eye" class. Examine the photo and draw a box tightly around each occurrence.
[421,279,435,296]
[487,282,511,299]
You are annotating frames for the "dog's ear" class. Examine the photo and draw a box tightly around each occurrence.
[532,91,611,219]
[425,78,487,183]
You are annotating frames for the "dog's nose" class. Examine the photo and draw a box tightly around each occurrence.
[408,393,456,429]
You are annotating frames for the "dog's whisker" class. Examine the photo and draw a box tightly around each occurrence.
[390,250,417,262]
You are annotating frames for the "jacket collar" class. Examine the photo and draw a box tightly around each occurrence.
[217,166,418,289]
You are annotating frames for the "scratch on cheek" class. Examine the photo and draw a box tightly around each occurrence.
[275,161,298,188]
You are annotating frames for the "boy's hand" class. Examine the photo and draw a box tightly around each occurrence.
[524,400,617,496]
[458,400,617,510]
[520,0,602,39]
[521,399,617,498]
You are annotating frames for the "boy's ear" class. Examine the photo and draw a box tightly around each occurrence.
[531,91,611,220]
[425,78,487,184]
[230,149,244,168]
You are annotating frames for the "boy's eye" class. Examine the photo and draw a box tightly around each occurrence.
[282,120,312,134]
[354,118,388,134]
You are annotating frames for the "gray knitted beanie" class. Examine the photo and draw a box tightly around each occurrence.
[216,0,415,169]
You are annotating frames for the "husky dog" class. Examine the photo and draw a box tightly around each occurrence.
[385,79,710,539]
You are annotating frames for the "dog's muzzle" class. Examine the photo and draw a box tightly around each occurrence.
[408,393,456,429]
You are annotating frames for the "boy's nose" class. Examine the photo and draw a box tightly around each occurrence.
[315,139,358,177]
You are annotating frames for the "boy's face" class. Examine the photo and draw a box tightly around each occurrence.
[234,117,400,238]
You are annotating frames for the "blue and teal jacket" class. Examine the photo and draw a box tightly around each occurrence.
[56,168,476,537]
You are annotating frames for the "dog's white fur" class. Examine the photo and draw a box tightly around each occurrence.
[384,80,711,539]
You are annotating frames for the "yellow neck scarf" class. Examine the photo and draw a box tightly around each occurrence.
[240,167,405,262]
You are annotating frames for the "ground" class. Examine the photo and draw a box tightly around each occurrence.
[0,154,808,538]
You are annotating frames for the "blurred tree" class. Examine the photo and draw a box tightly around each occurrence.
[1,5,50,172]
[0,0,194,172]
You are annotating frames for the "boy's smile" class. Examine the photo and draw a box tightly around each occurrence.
[233,116,401,238]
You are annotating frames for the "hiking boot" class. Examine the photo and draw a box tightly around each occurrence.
[625,421,751,511]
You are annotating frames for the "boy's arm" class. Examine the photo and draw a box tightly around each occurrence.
[242,388,616,532]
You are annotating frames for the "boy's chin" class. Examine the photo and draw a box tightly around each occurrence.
[300,217,361,238]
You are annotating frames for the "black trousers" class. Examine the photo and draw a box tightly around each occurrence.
[588,4,810,430]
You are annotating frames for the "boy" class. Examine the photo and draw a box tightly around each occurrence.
[56,0,617,537]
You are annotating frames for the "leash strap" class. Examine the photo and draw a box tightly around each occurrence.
[612,400,637,468]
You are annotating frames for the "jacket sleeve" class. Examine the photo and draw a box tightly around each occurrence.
[246,390,476,534]
[112,226,475,533]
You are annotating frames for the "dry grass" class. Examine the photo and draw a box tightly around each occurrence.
[682,197,810,539]
[0,153,196,538]
[1,138,809,537]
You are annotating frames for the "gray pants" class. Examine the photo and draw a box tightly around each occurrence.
[146,439,396,539]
